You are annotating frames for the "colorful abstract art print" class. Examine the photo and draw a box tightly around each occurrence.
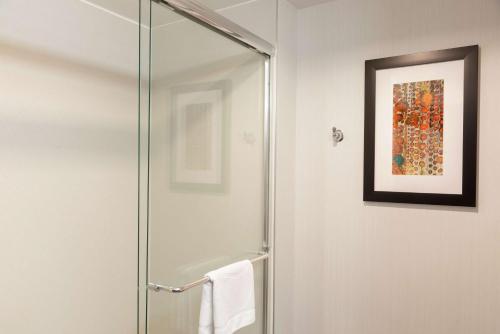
[364,45,478,206]
[392,80,444,176]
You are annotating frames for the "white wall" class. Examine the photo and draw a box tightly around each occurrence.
[295,0,500,333]
[274,1,297,333]
[0,1,139,333]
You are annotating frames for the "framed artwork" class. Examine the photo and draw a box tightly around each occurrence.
[363,45,478,207]
[170,81,230,192]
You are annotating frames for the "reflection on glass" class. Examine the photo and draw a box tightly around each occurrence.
[148,2,268,334]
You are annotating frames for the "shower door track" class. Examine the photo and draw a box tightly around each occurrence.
[147,1,276,334]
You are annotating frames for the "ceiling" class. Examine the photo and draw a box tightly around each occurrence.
[83,0,336,24]
[288,0,336,9]
[85,0,251,24]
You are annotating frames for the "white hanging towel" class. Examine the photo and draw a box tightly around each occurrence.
[199,260,256,334]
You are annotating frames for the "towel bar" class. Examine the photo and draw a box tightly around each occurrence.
[147,252,269,294]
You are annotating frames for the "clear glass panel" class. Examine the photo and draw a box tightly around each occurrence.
[147,2,268,334]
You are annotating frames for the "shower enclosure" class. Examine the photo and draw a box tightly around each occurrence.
[0,0,274,332]
[139,1,275,333]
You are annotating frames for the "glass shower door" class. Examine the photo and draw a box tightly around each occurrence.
[146,1,271,333]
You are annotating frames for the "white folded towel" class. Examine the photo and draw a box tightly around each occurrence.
[199,260,255,334]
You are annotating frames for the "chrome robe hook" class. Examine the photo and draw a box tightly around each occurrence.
[332,126,344,144]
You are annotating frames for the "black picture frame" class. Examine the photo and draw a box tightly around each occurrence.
[363,45,479,207]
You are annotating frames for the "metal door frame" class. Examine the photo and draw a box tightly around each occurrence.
[142,1,276,333]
